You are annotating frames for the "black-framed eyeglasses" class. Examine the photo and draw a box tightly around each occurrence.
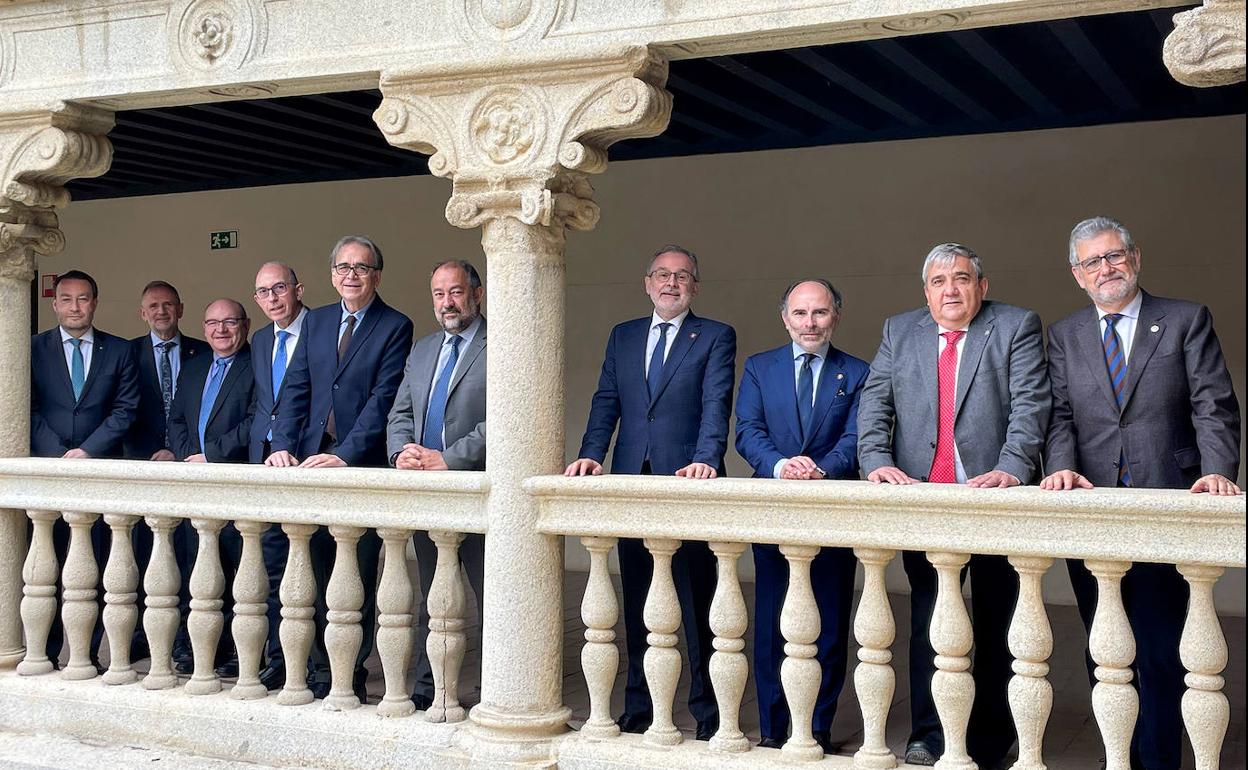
[1078,250,1131,273]
[204,318,245,330]
[647,268,697,285]
[254,282,294,300]
[333,262,378,277]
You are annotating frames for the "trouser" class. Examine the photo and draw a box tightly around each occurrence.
[44,516,108,664]
[308,527,380,680]
[411,531,485,700]
[174,521,241,663]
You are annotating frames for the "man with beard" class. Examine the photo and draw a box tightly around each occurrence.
[1041,216,1240,770]
[386,259,486,711]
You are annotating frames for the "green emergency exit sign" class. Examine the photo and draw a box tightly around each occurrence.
[210,230,238,249]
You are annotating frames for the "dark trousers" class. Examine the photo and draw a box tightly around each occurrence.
[618,535,719,726]
[904,550,1018,767]
[44,517,108,664]
[261,527,288,669]
[752,543,856,739]
[1068,559,1188,770]
[411,531,485,700]
[308,527,380,682]
[174,521,241,663]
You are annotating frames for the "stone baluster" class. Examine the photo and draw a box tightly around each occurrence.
[707,541,749,753]
[579,536,620,740]
[642,537,682,746]
[186,518,226,695]
[60,511,100,680]
[277,523,318,706]
[927,551,974,770]
[426,530,467,723]
[375,527,415,718]
[143,515,181,690]
[17,509,60,675]
[853,548,897,769]
[1085,560,1137,770]
[324,524,365,711]
[779,544,823,762]
[1008,556,1054,770]
[101,513,141,685]
[230,520,270,700]
[1178,563,1229,770]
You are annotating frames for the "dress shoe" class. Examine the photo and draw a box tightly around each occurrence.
[813,730,844,755]
[129,638,151,662]
[695,720,718,742]
[615,712,650,734]
[758,737,785,750]
[257,665,285,691]
[214,658,240,678]
[905,741,938,766]
[353,667,369,702]
[308,679,330,700]
[410,692,433,711]
[174,656,195,675]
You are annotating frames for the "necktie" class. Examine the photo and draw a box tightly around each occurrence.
[647,323,671,399]
[272,330,290,401]
[199,358,227,454]
[929,330,964,483]
[797,353,815,442]
[422,335,462,451]
[69,338,86,401]
[157,341,175,447]
[1103,314,1132,486]
[327,315,357,439]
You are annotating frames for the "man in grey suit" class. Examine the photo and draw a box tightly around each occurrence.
[1041,216,1240,770]
[858,243,1050,768]
[386,259,486,711]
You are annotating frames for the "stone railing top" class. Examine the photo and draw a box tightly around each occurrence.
[0,457,488,533]
[527,475,1246,567]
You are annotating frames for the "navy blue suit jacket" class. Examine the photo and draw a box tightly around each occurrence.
[272,298,413,467]
[735,344,870,479]
[248,320,304,463]
[30,328,140,458]
[577,312,736,475]
[123,333,210,459]
[167,345,255,462]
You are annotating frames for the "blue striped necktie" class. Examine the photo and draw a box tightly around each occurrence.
[647,323,670,399]
[1102,314,1132,486]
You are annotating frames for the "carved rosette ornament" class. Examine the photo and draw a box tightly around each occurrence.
[455,0,573,44]
[0,105,114,279]
[1163,0,1246,87]
[169,0,263,72]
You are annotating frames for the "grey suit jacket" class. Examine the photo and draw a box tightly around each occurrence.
[1045,290,1239,489]
[857,300,1051,483]
[386,317,487,470]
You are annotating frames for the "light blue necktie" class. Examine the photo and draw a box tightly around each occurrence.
[199,358,228,453]
[647,323,671,400]
[422,335,462,452]
[69,338,86,401]
[272,330,290,400]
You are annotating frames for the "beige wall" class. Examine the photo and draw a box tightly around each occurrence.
[45,114,1246,612]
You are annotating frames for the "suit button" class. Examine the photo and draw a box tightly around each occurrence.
[930,441,936,449]
[333,384,339,390]
[647,415,655,422]
[270,415,276,421]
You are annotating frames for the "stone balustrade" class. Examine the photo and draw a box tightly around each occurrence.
[528,475,1244,768]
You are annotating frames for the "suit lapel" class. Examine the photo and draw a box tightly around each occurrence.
[652,314,701,403]
[1072,308,1119,411]
[769,347,803,446]
[449,321,486,395]
[336,300,383,376]
[207,355,247,427]
[1119,292,1164,410]
[954,305,995,419]
[138,337,157,396]
[79,335,110,401]
[253,328,273,397]
[911,314,938,426]
[621,320,650,398]
[805,347,844,449]
[45,332,75,400]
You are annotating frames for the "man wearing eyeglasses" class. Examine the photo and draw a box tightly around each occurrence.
[1041,216,1240,770]
[566,244,736,742]
[267,235,414,702]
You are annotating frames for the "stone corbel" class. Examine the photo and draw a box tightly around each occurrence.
[1163,0,1246,87]
[373,45,671,233]
[0,104,114,280]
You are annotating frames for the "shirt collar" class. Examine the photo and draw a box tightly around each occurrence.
[650,309,689,333]
[60,327,94,346]
[445,315,482,347]
[936,323,970,335]
[277,306,308,336]
[340,297,374,323]
[791,341,830,361]
[213,353,237,366]
[1095,290,1143,322]
[150,331,181,348]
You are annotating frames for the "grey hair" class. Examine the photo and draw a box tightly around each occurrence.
[647,244,700,282]
[431,259,482,290]
[330,235,385,271]
[1068,216,1135,266]
[780,279,844,316]
[921,243,983,284]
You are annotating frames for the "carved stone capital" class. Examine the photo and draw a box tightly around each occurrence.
[374,46,670,230]
[1164,0,1246,87]
[0,104,113,279]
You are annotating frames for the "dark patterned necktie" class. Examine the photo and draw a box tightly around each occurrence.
[157,341,175,446]
[1102,314,1132,486]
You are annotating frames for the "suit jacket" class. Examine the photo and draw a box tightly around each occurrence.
[857,300,1051,483]
[577,312,736,475]
[167,345,255,462]
[735,344,870,480]
[1045,290,1240,489]
[123,333,211,459]
[386,317,487,470]
[272,297,414,467]
[30,327,140,458]
[248,319,305,463]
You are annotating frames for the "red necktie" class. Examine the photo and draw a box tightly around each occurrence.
[929,330,964,483]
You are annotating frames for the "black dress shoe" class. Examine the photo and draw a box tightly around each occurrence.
[695,720,718,742]
[129,639,151,662]
[174,656,194,675]
[616,712,650,734]
[905,741,938,766]
[813,730,844,755]
[352,667,369,702]
[410,692,433,711]
[308,679,330,700]
[214,658,240,678]
[758,737,785,750]
[257,665,285,691]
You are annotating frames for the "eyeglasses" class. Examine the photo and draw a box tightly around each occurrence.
[204,318,245,330]
[647,269,697,285]
[254,282,294,300]
[1078,250,1131,273]
[333,262,378,277]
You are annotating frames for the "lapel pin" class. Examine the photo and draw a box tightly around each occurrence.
[1150,324,1159,333]
[689,332,698,339]
[837,389,845,397]
[836,372,844,380]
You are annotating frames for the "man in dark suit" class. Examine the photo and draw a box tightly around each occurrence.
[247,261,307,690]
[735,279,870,753]
[30,269,139,667]
[1041,216,1241,770]
[268,236,414,701]
[857,243,1050,767]
[566,244,736,741]
[386,259,487,711]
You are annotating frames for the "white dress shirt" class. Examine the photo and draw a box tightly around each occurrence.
[644,309,688,377]
[1094,290,1143,364]
[338,298,374,345]
[937,324,970,484]
[425,316,483,439]
[272,306,308,365]
[60,327,95,380]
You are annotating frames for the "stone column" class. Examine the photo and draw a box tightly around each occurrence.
[0,104,112,668]
[375,45,670,765]
[1163,0,1245,87]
